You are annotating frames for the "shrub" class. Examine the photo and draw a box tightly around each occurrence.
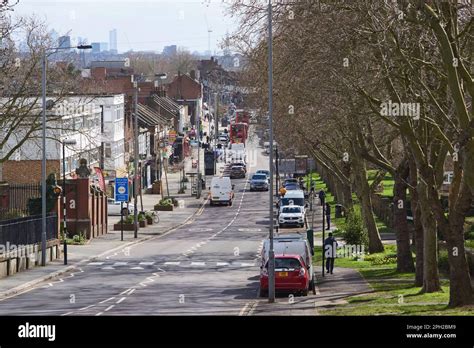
[342,209,368,248]
[159,198,173,206]
[71,233,86,245]
[365,253,397,265]
[438,249,450,272]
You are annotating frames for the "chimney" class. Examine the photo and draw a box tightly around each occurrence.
[91,67,107,80]
[190,70,196,80]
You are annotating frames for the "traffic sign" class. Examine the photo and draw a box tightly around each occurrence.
[168,130,177,144]
[115,177,129,202]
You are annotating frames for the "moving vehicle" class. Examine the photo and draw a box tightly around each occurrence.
[218,134,229,145]
[249,173,269,191]
[261,234,315,294]
[279,204,305,228]
[230,164,246,179]
[260,254,310,296]
[256,169,270,179]
[229,122,248,144]
[235,109,250,125]
[209,176,235,206]
[108,198,135,216]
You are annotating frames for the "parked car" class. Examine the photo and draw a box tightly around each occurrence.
[279,189,306,214]
[261,235,315,294]
[230,165,246,179]
[249,173,269,191]
[209,176,235,206]
[278,204,305,228]
[108,198,135,216]
[284,178,298,186]
[260,254,310,296]
[284,182,299,190]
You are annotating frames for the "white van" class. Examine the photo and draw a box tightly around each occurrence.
[279,190,306,214]
[209,176,235,206]
[261,235,315,293]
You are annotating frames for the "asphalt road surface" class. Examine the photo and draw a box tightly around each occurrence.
[0,127,318,316]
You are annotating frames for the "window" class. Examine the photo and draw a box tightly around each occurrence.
[105,143,112,158]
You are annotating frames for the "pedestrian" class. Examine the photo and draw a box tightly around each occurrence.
[325,202,331,230]
[324,232,337,274]
[279,185,287,197]
[310,180,315,194]
[318,189,326,205]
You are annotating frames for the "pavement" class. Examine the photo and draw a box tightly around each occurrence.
[0,122,372,316]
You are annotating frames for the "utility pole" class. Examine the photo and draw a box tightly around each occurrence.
[196,106,201,199]
[267,0,275,303]
[41,51,47,267]
[133,81,139,238]
[214,92,218,143]
[275,145,279,198]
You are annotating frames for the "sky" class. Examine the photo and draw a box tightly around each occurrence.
[12,0,239,54]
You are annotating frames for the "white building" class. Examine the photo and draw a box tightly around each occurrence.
[0,95,125,183]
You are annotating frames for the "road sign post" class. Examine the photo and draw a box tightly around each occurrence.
[115,177,129,242]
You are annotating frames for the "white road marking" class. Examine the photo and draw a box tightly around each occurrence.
[139,262,155,265]
[164,261,181,265]
[79,305,95,311]
[190,262,205,266]
[104,305,114,312]
[116,297,126,304]
[102,266,115,270]
[130,267,144,270]
[120,288,133,295]
[239,302,250,316]
[238,262,255,267]
[216,262,229,266]
[95,312,103,316]
[113,262,128,266]
[88,262,104,266]
[61,312,74,316]
[99,297,115,304]
[128,289,136,295]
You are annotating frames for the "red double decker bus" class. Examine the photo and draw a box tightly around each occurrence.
[235,109,250,125]
[229,122,248,144]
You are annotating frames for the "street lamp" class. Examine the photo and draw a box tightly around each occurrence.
[41,44,92,267]
[267,0,276,303]
[62,139,76,265]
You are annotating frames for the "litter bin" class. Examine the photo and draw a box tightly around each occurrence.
[335,204,343,218]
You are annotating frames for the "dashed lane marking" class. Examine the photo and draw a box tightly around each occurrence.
[99,297,115,304]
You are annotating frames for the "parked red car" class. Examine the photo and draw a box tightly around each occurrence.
[260,254,310,296]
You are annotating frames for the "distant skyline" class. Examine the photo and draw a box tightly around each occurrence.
[13,0,238,54]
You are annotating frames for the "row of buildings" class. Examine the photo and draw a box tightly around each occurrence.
[0,59,213,197]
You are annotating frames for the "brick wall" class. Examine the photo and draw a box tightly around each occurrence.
[3,160,60,184]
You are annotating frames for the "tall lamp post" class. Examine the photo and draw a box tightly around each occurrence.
[267,0,275,303]
[41,44,92,267]
[62,139,76,265]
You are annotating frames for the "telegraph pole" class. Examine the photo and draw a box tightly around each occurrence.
[214,92,219,143]
[133,81,139,238]
[267,0,275,303]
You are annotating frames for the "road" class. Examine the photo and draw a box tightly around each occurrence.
[0,127,319,316]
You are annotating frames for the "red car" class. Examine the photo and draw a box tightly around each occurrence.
[260,254,310,296]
